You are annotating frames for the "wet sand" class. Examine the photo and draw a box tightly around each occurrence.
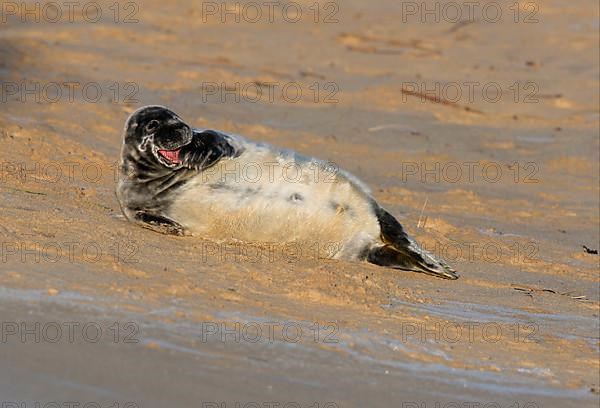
[0,1,599,407]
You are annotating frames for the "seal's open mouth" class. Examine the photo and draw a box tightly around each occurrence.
[158,148,182,164]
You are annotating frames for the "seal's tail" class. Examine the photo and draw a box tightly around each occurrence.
[367,205,459,280]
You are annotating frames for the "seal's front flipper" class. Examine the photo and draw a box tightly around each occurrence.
[180,130,237,171]
[134,211,187,236]
[368,206,459,280]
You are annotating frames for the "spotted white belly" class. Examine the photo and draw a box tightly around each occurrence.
[167,140,381,259]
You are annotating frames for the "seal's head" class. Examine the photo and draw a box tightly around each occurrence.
[123,105,193,168]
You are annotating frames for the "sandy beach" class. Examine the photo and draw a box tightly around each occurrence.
[0,1,599,407]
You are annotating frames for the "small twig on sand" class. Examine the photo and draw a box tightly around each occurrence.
[511,284,588,301]
[446,19,476,34]
[417,197,428,229]
[401,87,485,114]
[2,186,47,196]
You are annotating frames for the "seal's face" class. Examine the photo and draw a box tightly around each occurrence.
[124,106,193,169]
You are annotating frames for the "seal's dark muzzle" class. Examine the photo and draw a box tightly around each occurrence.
[154,125,192,150]
[153,124,192,166]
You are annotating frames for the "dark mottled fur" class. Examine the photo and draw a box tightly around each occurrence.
[117,106,237,235]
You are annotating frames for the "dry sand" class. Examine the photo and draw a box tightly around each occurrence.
[0,0,599,407]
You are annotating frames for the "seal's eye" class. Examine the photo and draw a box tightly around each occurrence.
[145,120,160,133]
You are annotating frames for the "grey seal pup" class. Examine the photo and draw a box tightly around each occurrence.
[116,105,458,279]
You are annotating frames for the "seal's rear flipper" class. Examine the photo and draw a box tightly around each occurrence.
[367,244,458,280]
[369,205,459,280]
